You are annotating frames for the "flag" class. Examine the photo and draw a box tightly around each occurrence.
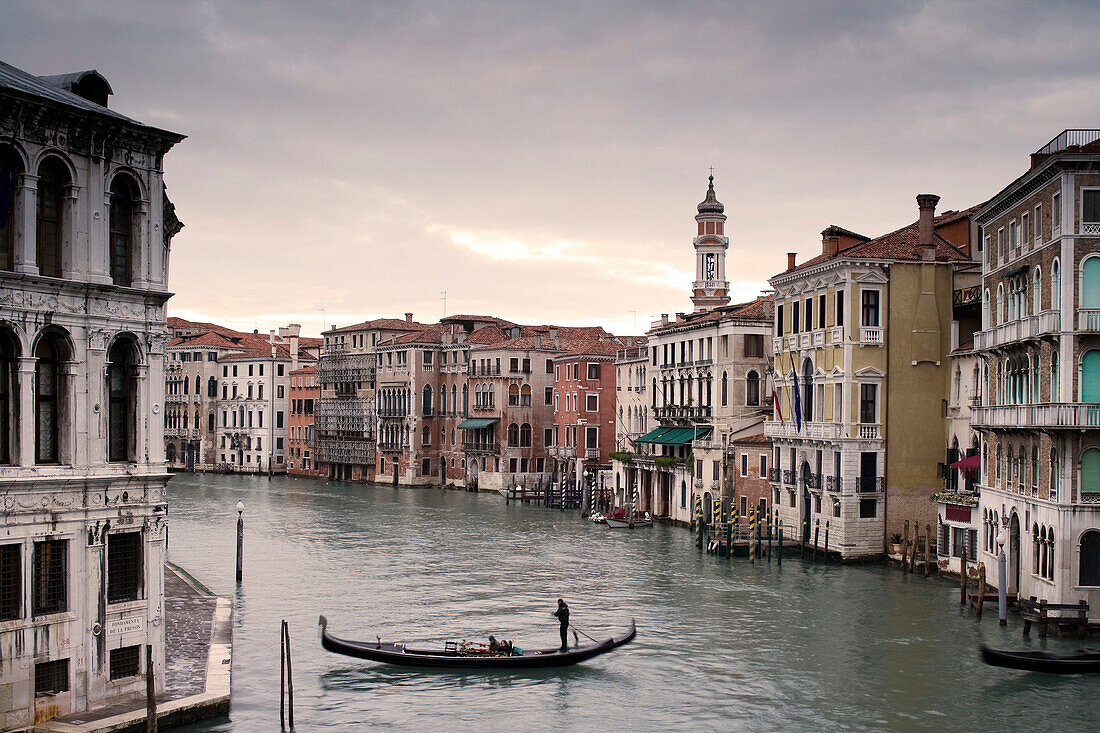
[772,386,785,426]
[789,352,802,433]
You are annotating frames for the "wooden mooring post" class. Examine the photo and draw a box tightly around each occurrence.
[960,543,968,604]
[902,520,910,573]
[976,563,987,620]
[812,519,820,562]
[823,520,829,563]
[281,619,295,728]
[777,519,783,566]
[924,524,932,577]
[146,644,157,733]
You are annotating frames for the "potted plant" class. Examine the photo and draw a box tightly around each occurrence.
[889,532,903,555]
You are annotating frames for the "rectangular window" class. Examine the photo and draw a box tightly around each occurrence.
[587,363,600,380]
[744,334,763,358]
[859,384,877,423]
[818,294,826,328]
[107,532,142,604]
[859,499,877,518]
[740,453,747,477]
[759,454,767,477]
[510,358,519,372]
[248,364,254,377]
[586,394,598,412]
[544,428,552,446]
[277,385,284,399]
[1021,211,1030,250]
[1084,190,1100,224]
[33,539,67,616]
[424,351,433,365]
[276,411,284,428]
[792,304,800,333]
[276,437,283,450]
[110,645,141,680]
[0,544,20,621]
[522,358,531,373]
[1035,204,1042,243]
[740,496,748,516]
[586,427,599,449]
[836,291,845,326]
[277,364,284,376]
[776,305,784,337]
[997,228,1004,261]
[555,365,560,381]
[861,290,880,327]
[546,359,553,374]
[545,387,553,405]
[232,366,238,377]
[1053,192,1061,230]
[35,658,69,695]
[804,298,813,331]
[1009,220,1017,254]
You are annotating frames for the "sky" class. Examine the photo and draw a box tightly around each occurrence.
[4,1,1100,338]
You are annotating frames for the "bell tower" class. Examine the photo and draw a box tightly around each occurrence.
[691,175,730,312]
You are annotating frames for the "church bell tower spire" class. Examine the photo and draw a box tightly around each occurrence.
[691,174,730,312]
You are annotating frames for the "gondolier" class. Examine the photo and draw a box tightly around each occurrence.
[553,598,570,652]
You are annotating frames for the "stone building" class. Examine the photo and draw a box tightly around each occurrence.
[287,363,321,477]
[0,62,183,727]
[613,178,772,525]
[317,315,424,481]
[766,195,976,559]
[972,130,1100,615]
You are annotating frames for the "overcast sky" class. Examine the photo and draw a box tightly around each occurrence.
[4,1,1099,337]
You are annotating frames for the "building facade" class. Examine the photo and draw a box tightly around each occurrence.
[0,63,183,727]
[972,130,1100,615]
[287,364,321,477]
[766,196,976,559]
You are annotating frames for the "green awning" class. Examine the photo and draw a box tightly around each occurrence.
[636,426,713,445]
[457,418,499,429]
[635,427,673,444]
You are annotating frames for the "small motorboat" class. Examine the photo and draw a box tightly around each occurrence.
[605,517,653,528]
[319,616,636,669]
[980,645,1100,674]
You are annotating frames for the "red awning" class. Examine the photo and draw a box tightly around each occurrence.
[950,454,981,471]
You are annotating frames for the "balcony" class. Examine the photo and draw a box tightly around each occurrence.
[1079,308,1100,332]
[654,404,712,422]
[799,333,812,349]
[463,441,500,454]
[773,337,784,354]
[972,403,1100,430]
[974,312,1062,350]
[853,477,884,494]
[468,366,501,377]
[856,423,881,440]
[768,468,780,483]
[165,394,186,403]
[830,326,844,344]
[378,441,405,452]
[472,402,496,412]
[377,407,408,418]
[812,330,825,348]
[802,473,821,490]
[762,420,843,440]
[787,335,798,351]
[585,448,601,460]
[859,327,884,346]
[314,437,377,464]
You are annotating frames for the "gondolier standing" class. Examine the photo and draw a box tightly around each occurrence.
[553,599,570,652]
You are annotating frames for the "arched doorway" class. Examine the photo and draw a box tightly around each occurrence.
[469,459,479,490]
[1009,513,1021,593]
[703,491,713,529]
[800,461,813,541]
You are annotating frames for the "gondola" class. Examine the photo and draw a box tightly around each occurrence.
[319,616,636,669]
[980,644,1100,674]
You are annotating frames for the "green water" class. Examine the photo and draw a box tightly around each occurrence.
[167,473,1099,731]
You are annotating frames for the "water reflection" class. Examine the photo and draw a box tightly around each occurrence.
[167,473,1100,732]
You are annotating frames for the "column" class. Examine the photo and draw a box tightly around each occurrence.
[15,357,35,466]
[13,174,37,274]
[62,184,80,280]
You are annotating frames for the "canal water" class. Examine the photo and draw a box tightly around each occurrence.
[167,473,1098,731]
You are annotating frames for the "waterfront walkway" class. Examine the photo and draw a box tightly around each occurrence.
[37,565,231,733]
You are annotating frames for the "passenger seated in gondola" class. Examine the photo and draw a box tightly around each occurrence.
[488,635,500,653]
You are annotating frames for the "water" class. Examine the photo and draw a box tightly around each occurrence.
[167,473,1099,731]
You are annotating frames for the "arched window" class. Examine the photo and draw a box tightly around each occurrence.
[1018,446,1026,492]
[746,370,760,406]
[208,412,215,431]
[182,410,189,429]
[1047,526,1055,580]
[1039,526,1048,579]
[721,372,727,406]
[520,423,532,447]
[208,376,217,397]
[0,146,24,271]
[109,175,138,286]
[462,384,468,414]
[1052,259,1061,310]
[996,444,1002,482]
[450,428,456,446]
[508,384,519,406]
[1034,266,1042,314]
[36,158,69,278]
[1033,524,1041,575]
[451,384,457,414]
[982,289,990,329]
[422,384,432,415]
[0,328,18,463]
[422,425,430,445]
[996,284,1004,326]
[1083,350,1100,403]
[35,331,69,463]
[1082,448,1100,494]
[488,384,495,406]
[507,422,519,447]
[1084,256,1100,309]
[520,384,531,407]
[183,375,189,395]
[1050,447,1059,497]
[1080,530,1100,586]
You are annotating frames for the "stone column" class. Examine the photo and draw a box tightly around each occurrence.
[60,362,79,467]
[62,184,80,280]
[131,199,150,289]
[135,364,150,463]
[15,357,35,466]
[13,174,38,274]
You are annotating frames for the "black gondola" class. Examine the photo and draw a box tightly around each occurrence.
[319,616,636,669]
[980,644,1100,674]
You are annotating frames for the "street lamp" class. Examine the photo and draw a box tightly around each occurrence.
[235,501,244,583]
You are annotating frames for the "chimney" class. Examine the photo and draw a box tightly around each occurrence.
[786,252,797,271]
[661,314,669,326]
[822,231,840,257]
[534,334,542,349]
[405,312,413,323]
[917,193,940,261]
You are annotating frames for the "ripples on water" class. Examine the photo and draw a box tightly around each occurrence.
[168,474,1100,731]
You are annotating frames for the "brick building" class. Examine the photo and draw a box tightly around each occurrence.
[288,364,321,477]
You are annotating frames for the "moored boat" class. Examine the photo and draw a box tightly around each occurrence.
[319,616,636,668]
[980,645,1100,674]
[605,517,653,529]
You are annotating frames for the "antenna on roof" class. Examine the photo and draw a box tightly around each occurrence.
[440,291,447,318]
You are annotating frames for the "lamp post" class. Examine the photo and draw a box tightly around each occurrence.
[235,500,244,583]
[996,524,1007,626]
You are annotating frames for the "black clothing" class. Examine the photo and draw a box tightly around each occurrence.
[553,602,570,651]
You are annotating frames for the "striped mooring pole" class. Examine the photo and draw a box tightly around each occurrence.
[748,508,757,564]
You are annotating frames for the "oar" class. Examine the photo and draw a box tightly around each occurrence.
[570,624,602,644]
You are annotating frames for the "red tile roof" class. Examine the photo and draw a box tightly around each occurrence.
[325,318,424,334]
[167,316,247,339]
[168,331,240,349]
[731,432,770,446]
[291,364,318,375]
